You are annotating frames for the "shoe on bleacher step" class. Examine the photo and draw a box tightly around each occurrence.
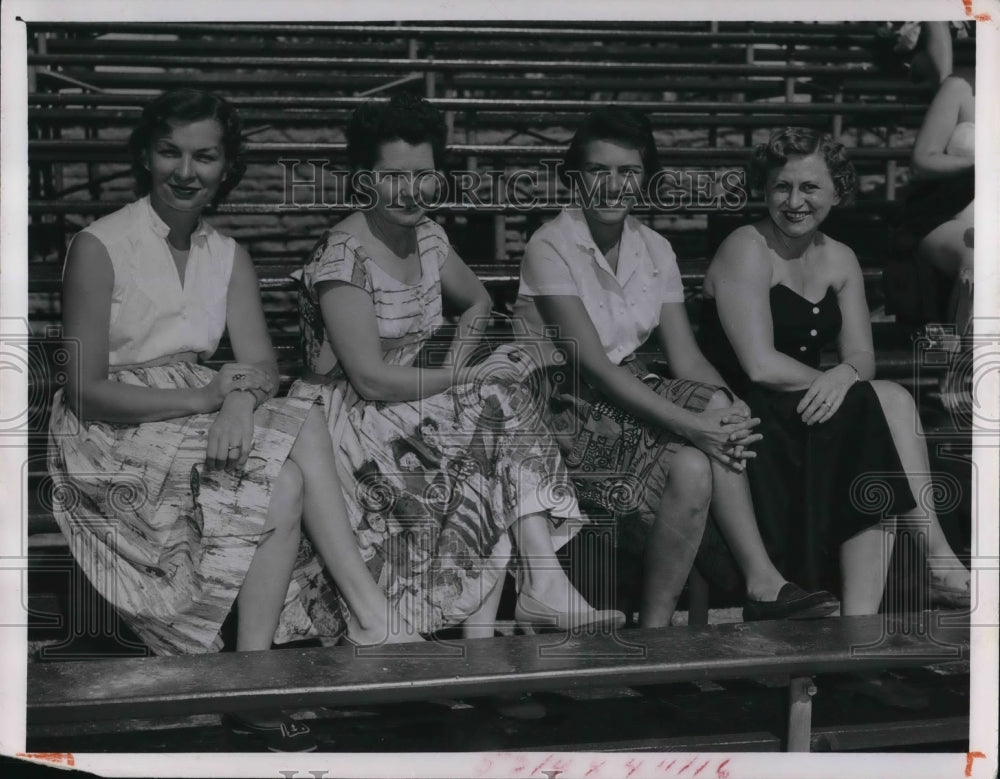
[742,583,839,622]
[223,711,319,752]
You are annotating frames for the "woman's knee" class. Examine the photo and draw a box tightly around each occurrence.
[266,460,305,534]
[870,380,917,424]
[291,402,333,463]
[703,388,734,412]
[663,446,713,511]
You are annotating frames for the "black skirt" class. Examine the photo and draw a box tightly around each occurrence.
[730,380,915,593]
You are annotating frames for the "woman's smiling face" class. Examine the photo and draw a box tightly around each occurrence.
[577,139,646,226]
[366,139,440,227]
[764,152,841,239]
[145,118,228,216]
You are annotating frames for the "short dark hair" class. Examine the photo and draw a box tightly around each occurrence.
[562,107,659,193]
[128,88,245,206]
[748,127,856,205]
[346,93,447,171]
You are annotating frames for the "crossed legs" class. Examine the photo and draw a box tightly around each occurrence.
[236,403,421,653]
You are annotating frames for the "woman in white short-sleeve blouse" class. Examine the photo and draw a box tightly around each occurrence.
[514,108,838,628]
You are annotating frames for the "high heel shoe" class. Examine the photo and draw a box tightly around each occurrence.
[514,591,626,634]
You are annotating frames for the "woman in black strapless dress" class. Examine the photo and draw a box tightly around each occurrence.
[699,127,971,614]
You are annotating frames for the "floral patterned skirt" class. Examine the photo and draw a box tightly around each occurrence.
[47,361,346,655]
[537,356,719,556]
[289,343,586,634]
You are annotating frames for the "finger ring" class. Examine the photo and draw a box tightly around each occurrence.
[822,401,831,407]
[228,444,241,451]
[232,373,246,382]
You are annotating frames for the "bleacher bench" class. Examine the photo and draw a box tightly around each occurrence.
[27,613,970,752]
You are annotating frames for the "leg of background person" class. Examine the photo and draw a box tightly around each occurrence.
[870,380,970,592]
[696,390,788,602]
[917,213,973,327]
[640,445,711,628]
[289,404,422,644]
[840,522,895,615]
[921,21,954,84]
[954,256,973,337]
[236,460,304,652]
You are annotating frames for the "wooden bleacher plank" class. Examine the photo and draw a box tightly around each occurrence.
[27,614,969,725]
[30,54,882,81]
[26,141,917,163]
[27,22,889,46]
[26,96,930,117]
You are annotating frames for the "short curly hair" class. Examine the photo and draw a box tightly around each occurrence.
[748,127,856,205]
[128,88,245,206]
[346,93,447,172]
[561,107,659,196]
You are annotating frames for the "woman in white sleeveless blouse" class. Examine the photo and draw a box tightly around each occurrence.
[47,89,420,750]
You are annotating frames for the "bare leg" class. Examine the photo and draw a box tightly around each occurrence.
[640,446,711,628]
[870,380,970,592]
[917,209,974,332]
[514,512,594,614]
[697,390,788,601]
[840,522,895,615]
[235,461,305,651]
[289,404,423,644]
[462,575,505,639]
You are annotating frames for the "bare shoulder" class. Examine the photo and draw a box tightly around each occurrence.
[65,231,113,281]
[231,242,254,270]
[706,224,772,286]
[816,232,862,288]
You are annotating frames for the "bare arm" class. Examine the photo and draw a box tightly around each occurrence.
[536,295,698,435]
[656,302,727,387]
[63,232,220,423]
[225,245,281,399]
[707,230,820,391]
[317,280,456,402]
[437,247,493,367]
[912,77,975,180]
[833,248,876,381]
[535,294,758,468]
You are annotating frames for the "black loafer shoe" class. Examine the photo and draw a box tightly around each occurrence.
[224,712,319,752]
[743,583,839,622]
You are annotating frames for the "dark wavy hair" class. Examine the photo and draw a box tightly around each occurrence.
[127,88,245,206]
[748,127,856,206]
[561,107,659,195]
[346,93,447,171]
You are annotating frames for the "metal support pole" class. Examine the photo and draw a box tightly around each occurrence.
[687,568,710,627]
[832,91,844,139]
[424,56,436,98]
[787,676,817,752]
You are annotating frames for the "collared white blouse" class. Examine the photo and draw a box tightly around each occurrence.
[73,196,236,369]
[513,208,685,365]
